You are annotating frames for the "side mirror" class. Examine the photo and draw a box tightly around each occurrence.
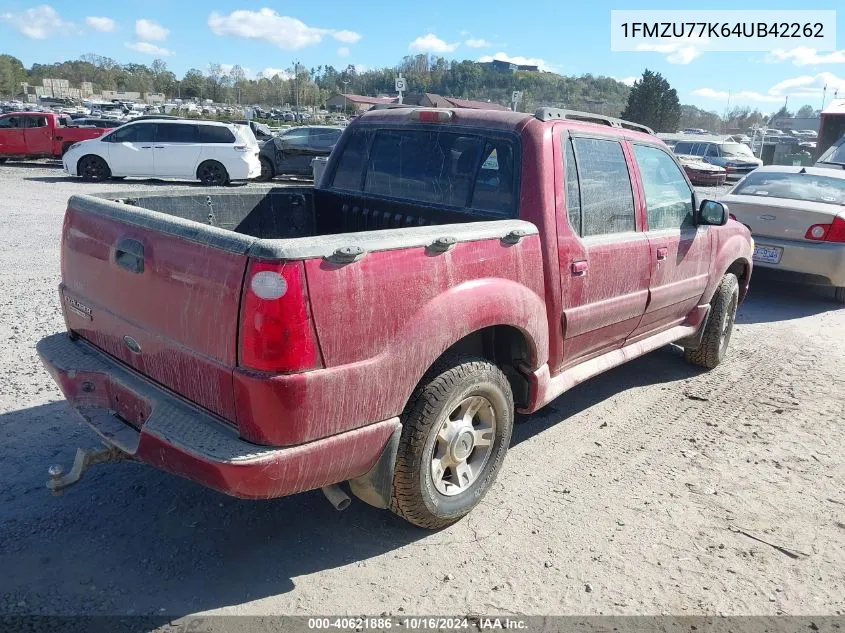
[698,199,729,226]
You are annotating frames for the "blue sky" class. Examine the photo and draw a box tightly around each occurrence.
[1,0,844,113]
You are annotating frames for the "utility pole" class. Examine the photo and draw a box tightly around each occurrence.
[821,84,827,112]
[293,60,300,116]
[342,79,350,113]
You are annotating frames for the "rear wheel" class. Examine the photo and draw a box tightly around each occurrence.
[197,160,229,186]
[684,273,739,369]
[391,357,514,529]
[78,155,110,182]
[256,157,274,181]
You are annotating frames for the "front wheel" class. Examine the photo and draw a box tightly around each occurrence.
[77,155,110,182]
[197,160,230,186]
[684,273,739,369]
[391,357,514,529]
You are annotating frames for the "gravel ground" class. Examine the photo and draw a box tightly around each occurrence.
[0,161,843,619]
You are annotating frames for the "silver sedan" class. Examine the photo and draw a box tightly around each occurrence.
[721,166,845,302]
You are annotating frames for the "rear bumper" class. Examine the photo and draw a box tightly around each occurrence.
[751,236,845,287]
[36,333,399,499]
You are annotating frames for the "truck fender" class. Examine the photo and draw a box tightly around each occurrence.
[701,233,753,306]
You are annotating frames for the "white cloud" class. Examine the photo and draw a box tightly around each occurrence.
[125,41,173,56]
[0,5,76,39]
[635,40,702,64]
[465,38,491,48]
[208,8,361,50]
[767,47,845,66]
[337,47,350,57]
[135,18,169,41]
[85,16,116,33]
[332,30,361,44]
[354,64,367,74]
[692,72,845,104]
[477,52,550,71]
[616,76,638,87]
[409,33,460,54]
[259,67,292,80]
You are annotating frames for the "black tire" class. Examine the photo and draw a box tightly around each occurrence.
[256,157,274,181]
[0,157,8,164]
[77,155,110,182]
[684,273,739,369]
[110,176,126,181]
[197,160,230,186]
[835,287,845,304]
[391,356,514,529]
[61,142,73,157]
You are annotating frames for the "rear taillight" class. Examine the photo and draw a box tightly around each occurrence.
[238,260,322,373]
[805,216,845,243]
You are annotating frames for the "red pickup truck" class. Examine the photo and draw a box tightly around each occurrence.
[38,107,753,528]
[0,111,111,161]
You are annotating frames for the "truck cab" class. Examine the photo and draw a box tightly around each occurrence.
[0,112,111,161]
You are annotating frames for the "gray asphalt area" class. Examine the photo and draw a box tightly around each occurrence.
[0,160,843,619]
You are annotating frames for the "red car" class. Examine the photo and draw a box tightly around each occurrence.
[38,107,753,528]
[677,154,728,186]
[0,112,112,161]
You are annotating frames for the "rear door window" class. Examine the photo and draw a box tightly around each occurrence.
[197,125,235,143]
[674,142,693,155]
[309,128,342,149]
[571,137,636,236]
[156,123,197,143]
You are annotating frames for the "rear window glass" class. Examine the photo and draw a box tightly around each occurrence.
[198,125,235,143]
[733,171,845,205]
[331,128,368,190]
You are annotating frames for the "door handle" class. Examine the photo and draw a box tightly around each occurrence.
[141,146,152,149]
[656,247,668,261]
[153,146,164,149]
[571,260,588,275]
[115,238,145,274]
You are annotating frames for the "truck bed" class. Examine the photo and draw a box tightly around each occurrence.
[63,185,541,445]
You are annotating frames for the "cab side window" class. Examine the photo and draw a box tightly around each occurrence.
[571,137,636,236]
[0,117,22,129]
[563,138,582,235]
[25,116,48,128]
[633,144,694,231]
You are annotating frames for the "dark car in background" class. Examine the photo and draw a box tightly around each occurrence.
[256,125,343,180]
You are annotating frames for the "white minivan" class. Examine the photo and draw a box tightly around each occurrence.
[63,119,261,185]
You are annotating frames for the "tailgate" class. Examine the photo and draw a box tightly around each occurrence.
[60,196,251,424]
[727,196,840,241]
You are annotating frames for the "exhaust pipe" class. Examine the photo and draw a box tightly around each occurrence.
[321,484,351,511]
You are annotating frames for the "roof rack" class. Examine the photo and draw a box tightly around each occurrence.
[534,108,654,135]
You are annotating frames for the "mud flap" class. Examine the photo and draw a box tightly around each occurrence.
[676,305,711,351]
[348,424,402,509]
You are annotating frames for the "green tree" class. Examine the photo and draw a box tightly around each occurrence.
[621,69,681,132]
[0,54,26,98]
[180,68,205,99]
[795,104,815,118]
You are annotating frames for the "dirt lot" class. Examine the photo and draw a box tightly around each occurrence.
[1,161,843,618]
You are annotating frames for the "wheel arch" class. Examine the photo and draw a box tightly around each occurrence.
[725,257,751,303]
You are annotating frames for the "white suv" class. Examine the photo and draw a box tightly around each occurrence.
[63,119,261,185]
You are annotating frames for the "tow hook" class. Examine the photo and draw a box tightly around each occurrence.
[47,446,128,496]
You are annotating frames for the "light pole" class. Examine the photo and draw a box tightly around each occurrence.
[293,60,300,117]
[342,80,350,113]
